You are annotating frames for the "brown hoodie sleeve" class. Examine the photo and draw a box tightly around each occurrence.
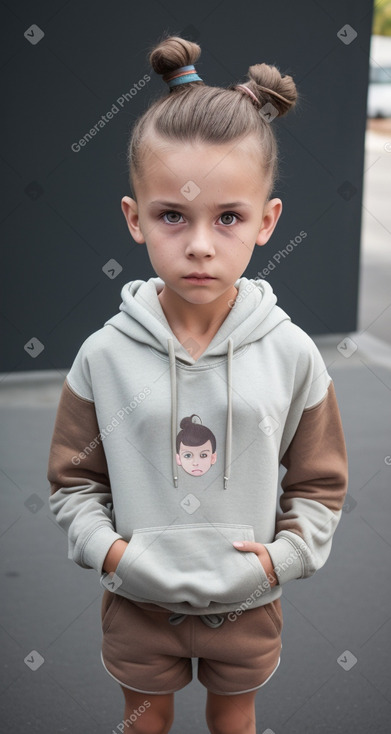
[264,380,348,585]
[47,379,123,574]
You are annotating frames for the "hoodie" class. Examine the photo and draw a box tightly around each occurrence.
[47,276,348,616]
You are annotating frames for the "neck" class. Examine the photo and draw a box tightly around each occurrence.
[158,284,238,336]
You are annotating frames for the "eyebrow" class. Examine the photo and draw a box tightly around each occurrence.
[180,448,211,453]
[148,200,251,210]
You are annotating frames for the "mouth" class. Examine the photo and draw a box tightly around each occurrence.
[184,273,216,283]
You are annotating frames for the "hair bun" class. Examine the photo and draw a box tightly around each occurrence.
[179,414,202,429]
[148,34,201,79]
[247,63,298,117]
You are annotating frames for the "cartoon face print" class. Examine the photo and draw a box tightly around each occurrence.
[176,414,217,477]
[177,440,216,476]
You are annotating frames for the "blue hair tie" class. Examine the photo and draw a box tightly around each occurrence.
[164,64,203,88]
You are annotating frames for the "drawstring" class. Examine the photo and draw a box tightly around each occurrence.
[167,336,234,490]
[169,612,225,628]
[168,338,178,488]
[224,337,233,490]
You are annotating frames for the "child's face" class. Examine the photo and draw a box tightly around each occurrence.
[176,440,217,476]
[121,134,282,307]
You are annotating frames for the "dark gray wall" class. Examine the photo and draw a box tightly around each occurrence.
[1,0,373,373]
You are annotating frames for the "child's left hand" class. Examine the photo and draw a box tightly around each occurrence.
[233,541,279,587]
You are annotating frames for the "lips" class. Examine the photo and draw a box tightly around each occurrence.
[184,273,215,279]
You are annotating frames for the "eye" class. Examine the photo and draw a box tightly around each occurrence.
[160,210,241,226]
[161,211,184,224]
[219,212,240,226]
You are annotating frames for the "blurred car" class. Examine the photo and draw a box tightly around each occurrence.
[367,35,391,118]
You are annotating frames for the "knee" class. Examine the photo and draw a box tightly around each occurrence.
[124,709,173,734]
[122,689,174,734]
[206,711,254,734]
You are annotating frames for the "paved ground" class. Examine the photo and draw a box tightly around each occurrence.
[0,127,390,733]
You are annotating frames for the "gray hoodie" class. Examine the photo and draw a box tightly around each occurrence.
[47,276,348,616]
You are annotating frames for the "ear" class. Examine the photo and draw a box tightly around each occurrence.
[121,196,146,244]
[254,198,283,247]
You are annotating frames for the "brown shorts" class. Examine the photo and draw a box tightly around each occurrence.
[100,590,283,696]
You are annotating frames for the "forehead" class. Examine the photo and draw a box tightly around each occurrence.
[180,440,212,452]
[137,134,265,200]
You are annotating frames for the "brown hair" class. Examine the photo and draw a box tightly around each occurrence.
[176,414,216,454]
[127,33,298,200]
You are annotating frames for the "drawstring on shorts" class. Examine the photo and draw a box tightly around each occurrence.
[168,613,225,629]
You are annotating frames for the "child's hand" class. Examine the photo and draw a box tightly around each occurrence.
[103,539,128,574]
[233,541,279,587]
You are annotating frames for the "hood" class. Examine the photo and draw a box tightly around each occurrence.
[104,276,291,489]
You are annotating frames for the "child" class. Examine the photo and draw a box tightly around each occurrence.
[47,33,348,734]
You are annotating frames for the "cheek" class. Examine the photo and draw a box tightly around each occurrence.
[234,224,257,248]
[147,242,174,268]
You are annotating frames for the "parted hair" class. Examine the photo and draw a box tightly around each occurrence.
[127,33,298,200]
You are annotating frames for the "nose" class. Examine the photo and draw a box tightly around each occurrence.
[185,226,215,258]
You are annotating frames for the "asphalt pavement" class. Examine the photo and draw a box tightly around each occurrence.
[0,128,390,733]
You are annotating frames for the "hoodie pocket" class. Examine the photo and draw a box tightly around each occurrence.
[112,523,269,608]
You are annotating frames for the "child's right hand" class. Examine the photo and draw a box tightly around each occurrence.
[102,538,128,574]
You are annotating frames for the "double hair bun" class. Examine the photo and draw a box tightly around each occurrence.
[149,35,297,118]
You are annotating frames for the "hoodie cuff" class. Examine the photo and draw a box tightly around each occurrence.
[263,536,306,585]
[81,526,124,575]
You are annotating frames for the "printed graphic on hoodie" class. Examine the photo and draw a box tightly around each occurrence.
[176,414,217,477]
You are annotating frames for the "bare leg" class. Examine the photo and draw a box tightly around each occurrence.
[120,685,174,734]
[205,689,258,734]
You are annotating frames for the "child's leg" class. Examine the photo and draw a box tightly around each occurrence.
[120,685,174,734]
[205,689,257,734]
